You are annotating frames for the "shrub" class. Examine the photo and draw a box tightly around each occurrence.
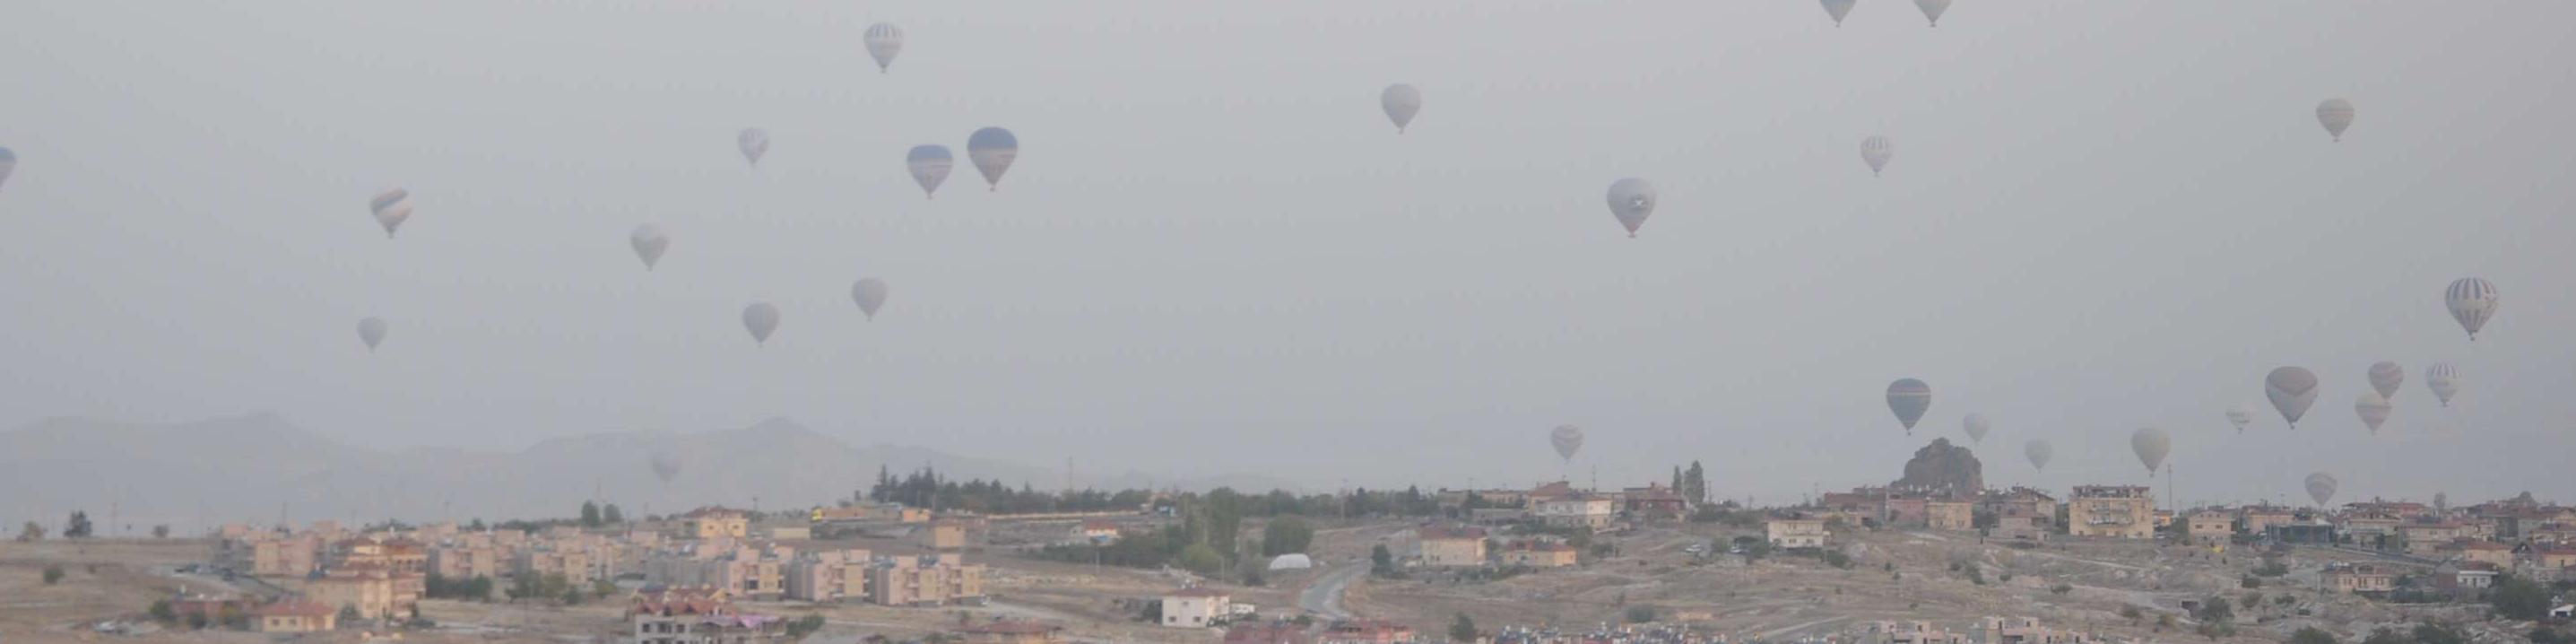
[2254,561,2290,577]
[1823,550,1852,569]
[42,566,65,585]
[2242,575,2262,588]
[2290,626,2337,644]
[2051,584,2073,596]
[1625,605,1658,623]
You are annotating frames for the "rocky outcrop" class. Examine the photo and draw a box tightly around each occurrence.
[1892,438,1982,496]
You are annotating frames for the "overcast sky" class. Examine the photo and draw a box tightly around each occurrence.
[2,1,2570,508]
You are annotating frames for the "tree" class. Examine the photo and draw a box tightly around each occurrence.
[42,566,65,585]
[1177,544,1224,576]
[1824,550,1852,569]
[2291,627,2339,644]
[2195,595,2233,623]
[1626,605,1659,623]
[1262,517,1314,556]
[149,599,178,624]
[152,525,170,539]
[15,521,41,542]
[579,501,602,527]
[2242,593,2263,613]
[2493,575,2551,621]
[786,614,828,639]
[338,605,363,624]
[2242,574,2262,588]
[64,511,92,539]
[1449,614,1479,642]
[2412,623,2466,644]
[1370,544,1396,577]
[594,579,619,600]
[602,504,624,524]
[1684,461,1708,504]
[2359,628,2408,644]
[2120,605,2144,622]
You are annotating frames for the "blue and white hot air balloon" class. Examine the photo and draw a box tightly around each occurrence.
[2444,277,2498,341]
[906,144,953,199]
[370,188,413,239]
[864,23,905,73]
[967,127,1019,191]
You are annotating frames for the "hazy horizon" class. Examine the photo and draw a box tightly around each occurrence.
[4,2,2573,509]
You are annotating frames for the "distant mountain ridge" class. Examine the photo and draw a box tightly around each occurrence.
[0,413,1295,534]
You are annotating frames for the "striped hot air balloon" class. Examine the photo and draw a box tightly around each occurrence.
[864,23,905,73]
[967,127,1018,191]
[1861,135,1894,177]
[2443,277,2498,340]
[370,188,413,238]
[2367,361,2405,401]
[1549,425,1584,462]
[2303,472,2337,507]
[2425,363,2459,407]
[2316,99,2355,142]
[906,145,953,198]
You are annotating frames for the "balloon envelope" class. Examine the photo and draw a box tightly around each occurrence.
[2425,363,2460,407]
[2024,439,2052,471]
[1915,0,1951,26]
[0,146,16,187]
[2355,392,2392,434]
[851,278,889,320]
[738,128,769,166]
[1821,0,1856,25]
[1861,135,1893,176]
[2129,427,2169,474]
[1548,425,1583,461]
[743,302,780,345]
[1962,413,1990,444]
[967,127,1019,190]
[2316,99,2355,141]
[1381,84,1422,133]
[2225,404,2254,431]
[2265,367,2320,427]
[906,145,953,198]
[370,188,413,238]
[2367,361,2405,401]
[357,318,387,352]
[863,22,905,73]
[650,453,682,483]
[630,225,669,270]
[2444,277,2498,340]
[1886,379,1932,433]
[2304,472,2337,506]
[1604,178,1657,238]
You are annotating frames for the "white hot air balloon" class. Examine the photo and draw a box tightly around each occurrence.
[2225,403,2255,432]
[1886,379,1931,434]
[2024,439,2052,471]
[2316,99,2355,142]
[1381,84,1422,134]
[967,127,1019,191]
[1821,0,1857,26]
[743,302,780,346]
[1860,135,1894,177]
[2265,366,2320,428]
[2367,361,2405,401]
[2425,362,2460,407]
[2355,391,2392,434]
[357,318,388,352]
[630,225,669,271]
[1605,178,1657,239]
[370,188,414,238]
[2444,278,2498,341]
[863,23,905,73]
[2130,427,2169,474]
[906,145,953,198]
[851,278,889,320]
[738,128,769,167]
[1915,0,1951,26]
[2303,472,2337,507]
[1961,413,1990,444]
[1549,425,1584,462]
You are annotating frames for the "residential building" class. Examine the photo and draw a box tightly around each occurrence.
[923,520,967,551]
[429,545,506,580]
[1075,520,1120,544]
[2186,511,2234,546]
[1925,500,1974,532]
[684,508,751,541]
[1982,487,2060,524]
[1620,483,1692,519]
[516,547,598,583]
[254,601,336,633]
[1878,621,1969,644]
[2066,485,2154,539]
[2240,507,2297,535]
[629,587,782,644]
[1226,622,1312,644]
[2398,523,2471,555]
[2440,540,2515,568]
[303,564,402,622]
[782,549,870,603]
[1502,540,1579,568]
[1977,617,2108,644]
[957,622,1066,644]
[1766,517,1829,549]
[1534,495,1617,529]
[2440,562,2501,591]
[865,555,985,606]
[251,535,321,578]
[2339,515,2403,544]
[2528,547,2576,570]
[2322,563,2398,594]
[1414,526,1488,568]
[1160,587,1232,628]
[1319,620,1416,644]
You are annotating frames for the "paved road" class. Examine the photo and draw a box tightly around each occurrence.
[1297,562,1368,620]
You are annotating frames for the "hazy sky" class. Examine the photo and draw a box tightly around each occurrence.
[3,2,2572,507]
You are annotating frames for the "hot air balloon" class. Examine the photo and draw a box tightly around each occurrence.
[1381,84,1422,134]
[1962,413,1990,444]
[2355,392,2391,434]
[0,146,16,188]
[1915,0,1951,26]
[863,23,905,73]
[2225,403,2254,432]
[631,225,669,271]
[1886,379,1931,434]
[2024,439,2052,471]
[2444,278,2498,341]
[650,453,682,483]
[2367,361,2405,401]
[743,302,780,346]
[2425,363,2459,407]
[2316,99,2355,142]
[2127,428,2170,475]
[2303,472,2337,507]
[906,145,953,198]
[2265,367,2319,428]
[967,127,1018,191]
[851,278,889,320]
[1821,0,1857,26]
[738,128,769,167]
[1549,425,1583,462]
[370,188,413,238]
[1605,178,1657,239]
[1861,135,1893,177]
[358,318,387,352]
